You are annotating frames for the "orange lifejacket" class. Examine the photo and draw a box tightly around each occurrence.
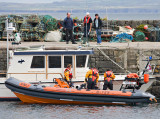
[84,16,91,24]
[105,71,113,82]
[64,68,72,79]
[91,68,98,81]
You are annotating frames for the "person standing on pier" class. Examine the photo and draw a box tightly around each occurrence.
[83,12,92,44]
[63,12,77,44]
[93,14,102,45]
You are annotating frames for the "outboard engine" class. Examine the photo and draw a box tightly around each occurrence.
[120,73,149,92]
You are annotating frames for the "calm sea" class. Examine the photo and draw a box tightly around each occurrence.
[0,11,160,20]
[0,101,160,119]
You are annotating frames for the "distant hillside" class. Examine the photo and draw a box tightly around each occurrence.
[0,0,160,13]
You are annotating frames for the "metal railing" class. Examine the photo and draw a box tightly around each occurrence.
[0,73,63,81]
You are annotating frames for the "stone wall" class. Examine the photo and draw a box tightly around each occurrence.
[89,48,160,74]
[90,49,126,73]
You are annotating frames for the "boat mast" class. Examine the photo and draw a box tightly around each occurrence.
[106,0,109,30]
[106,7,108,30]
[6,16,15,74]
[6,17,9,71]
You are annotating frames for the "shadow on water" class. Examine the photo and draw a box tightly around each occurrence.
[0,100,160,119]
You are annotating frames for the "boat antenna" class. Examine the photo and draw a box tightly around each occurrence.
[6,17,9,71]
[106,7,108,30]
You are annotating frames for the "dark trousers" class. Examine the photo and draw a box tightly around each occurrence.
[87,78,96,89]
[64,79,73,87]
[84,27,90,37]
[103,80,113,90]
[65,29,75,43]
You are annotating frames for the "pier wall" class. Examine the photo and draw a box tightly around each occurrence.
[90,48,160,74]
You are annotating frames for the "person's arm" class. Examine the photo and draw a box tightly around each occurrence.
[64,71,69,81]
[104,73,106,80]
[111,73,116,80]
[63,18,66,30]
[83,18,85,26]
[89,23,92,32]
[89,19,92,32]
[85,70,90,82]
[96,73,99,84]
[100,19,102,29]
[71,18,74,28]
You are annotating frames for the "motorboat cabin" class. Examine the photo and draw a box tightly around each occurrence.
[8,46,94,83]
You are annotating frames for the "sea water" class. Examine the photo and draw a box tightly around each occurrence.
[0,101,160,119]
[0,11,160,20]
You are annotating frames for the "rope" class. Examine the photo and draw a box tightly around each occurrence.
[96,47,131,73]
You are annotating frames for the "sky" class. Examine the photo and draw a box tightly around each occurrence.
[0,0,64,3]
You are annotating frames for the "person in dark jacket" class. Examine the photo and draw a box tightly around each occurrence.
[63,13,77,44]
[93,14,102,45]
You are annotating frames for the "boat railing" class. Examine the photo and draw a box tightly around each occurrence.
[0,70,7,78]
[99,73,128,75]
[0,73,63,81]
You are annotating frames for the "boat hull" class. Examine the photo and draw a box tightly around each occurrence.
[14,92,128,105]
[5,77,155,105]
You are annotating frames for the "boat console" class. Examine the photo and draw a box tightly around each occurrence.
[120,77,145,92]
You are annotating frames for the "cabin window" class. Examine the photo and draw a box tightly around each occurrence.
[31,56,45,68]
[109,32,113,35]
[64,56,72,68]
[49,56,61,68]
[76,56,86,68]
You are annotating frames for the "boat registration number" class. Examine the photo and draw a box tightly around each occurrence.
[19,82,31,88]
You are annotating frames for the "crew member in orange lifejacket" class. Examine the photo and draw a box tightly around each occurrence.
[83,12,92,44]
[85,68,99,89]
[64,64,73,87]
[103,69,115,90]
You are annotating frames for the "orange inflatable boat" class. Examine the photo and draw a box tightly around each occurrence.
[5,77,156,105]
